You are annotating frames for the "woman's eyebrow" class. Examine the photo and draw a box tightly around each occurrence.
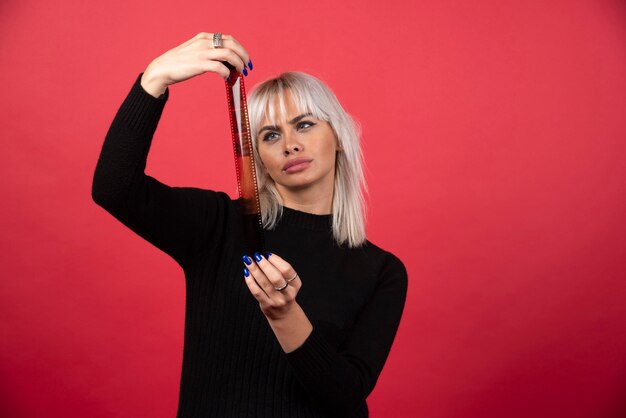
[258,113,313,135]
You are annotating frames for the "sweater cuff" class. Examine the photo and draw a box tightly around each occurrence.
[118,73,169,138]
[284,327,335,377]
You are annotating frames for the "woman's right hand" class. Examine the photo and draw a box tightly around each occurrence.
[140,32,251,97]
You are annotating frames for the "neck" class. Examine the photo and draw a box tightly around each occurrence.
[276,184,333,215]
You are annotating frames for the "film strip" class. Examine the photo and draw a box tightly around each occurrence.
[225,71,265,254]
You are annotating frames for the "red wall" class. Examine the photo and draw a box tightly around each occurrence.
[1,1,625,417]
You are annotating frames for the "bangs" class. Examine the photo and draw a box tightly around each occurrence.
[249,74,332,143]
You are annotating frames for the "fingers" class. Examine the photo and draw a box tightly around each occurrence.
[202,47,246,74]
[220,34,252,71]
[243,267,271,304]
[242,252,301,296]
[242,252,304,321]
[192,60,229,80]
[192,32,251,74]
[264,253,302,290]
[243,253,289,296]
[146,32,252,87]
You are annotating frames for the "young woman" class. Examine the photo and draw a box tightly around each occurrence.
[92,32,407,418]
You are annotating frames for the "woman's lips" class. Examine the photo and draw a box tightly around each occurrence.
[283,159,312,173]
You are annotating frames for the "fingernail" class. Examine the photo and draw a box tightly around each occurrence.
[243,255,252,266]
[243,267,249,277]
[243,68,248,76]
[248,59,253,70]
[226,76,230,83]
[265,252,272,258]
[253,252,263,262]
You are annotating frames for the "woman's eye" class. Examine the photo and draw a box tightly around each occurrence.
[263,132,279,141]
[262,122,314,141]
[298,121,315,130]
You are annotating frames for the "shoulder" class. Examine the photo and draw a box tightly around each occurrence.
[359,240,408,290]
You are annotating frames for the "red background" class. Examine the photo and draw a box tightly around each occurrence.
[2,1,626,417]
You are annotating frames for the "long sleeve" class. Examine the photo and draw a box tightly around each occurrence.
[92,73,232,267]
[91,75,407,417]
[284,252,408,417]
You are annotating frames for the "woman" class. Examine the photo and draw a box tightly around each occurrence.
[92,32,407,418]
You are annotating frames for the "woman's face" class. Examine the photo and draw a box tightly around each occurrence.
[257,91,340,194]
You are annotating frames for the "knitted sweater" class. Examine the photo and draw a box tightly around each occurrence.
[91,74,408,418]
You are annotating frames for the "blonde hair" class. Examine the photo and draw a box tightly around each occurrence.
[247,72,367,248]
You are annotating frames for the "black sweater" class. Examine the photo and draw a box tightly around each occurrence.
[92,74,408,418]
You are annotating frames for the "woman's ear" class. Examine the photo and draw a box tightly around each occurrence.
[334,133,343,152]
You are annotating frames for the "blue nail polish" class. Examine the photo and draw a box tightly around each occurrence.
[253,252,262,262]
[265,252,272,258]
[243,68,248,76]
[248,59,253,70]
[243,267,249,277]
[243,255,252,266]
[226,76,230,83]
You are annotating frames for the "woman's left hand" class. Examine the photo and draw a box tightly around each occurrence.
[243,252,303,321]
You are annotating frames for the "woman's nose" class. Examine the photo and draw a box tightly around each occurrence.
[283,144,301,155]
[283,132,303,155]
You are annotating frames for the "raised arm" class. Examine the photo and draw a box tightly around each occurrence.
[92,33,252,266]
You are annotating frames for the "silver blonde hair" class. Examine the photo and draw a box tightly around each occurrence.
[247,72,367,248]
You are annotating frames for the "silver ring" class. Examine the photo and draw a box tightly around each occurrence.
[213,32,223,48]
[287,272,299,283]
[275,281,289,292]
